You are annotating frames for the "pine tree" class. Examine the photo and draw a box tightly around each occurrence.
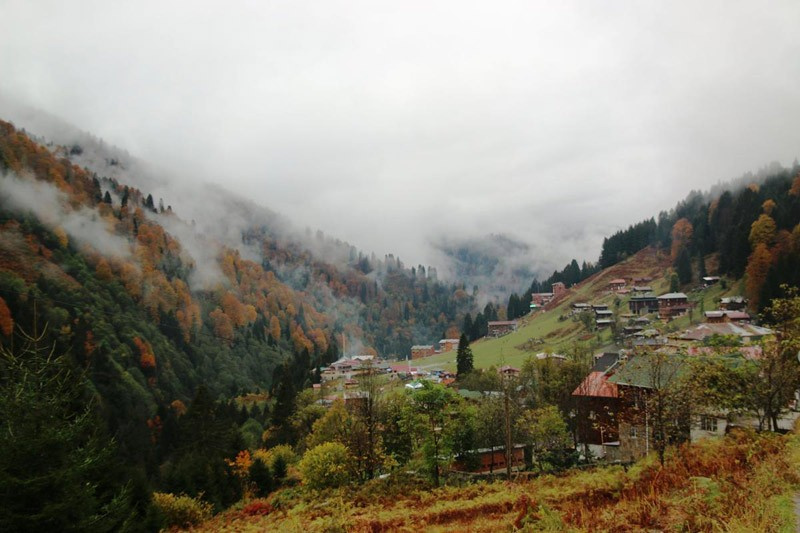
[456,333,474,378]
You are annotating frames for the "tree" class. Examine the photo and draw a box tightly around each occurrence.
[516,406,572,471]
[619,352,691,465]
[0,328,135,531]
[248,459,273,497]
[675,246,693,285]
[670,218,694,261]
[298,442,352,491]
[456,333,474,378]
[409,382,462,486]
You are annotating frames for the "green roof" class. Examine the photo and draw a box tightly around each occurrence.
[607,355,687,389]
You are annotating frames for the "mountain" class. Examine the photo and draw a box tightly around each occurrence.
[431,233,537,301]
[0,117,479,521]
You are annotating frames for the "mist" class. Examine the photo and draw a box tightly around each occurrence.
[0,173,132,259]
[2,1,799,279]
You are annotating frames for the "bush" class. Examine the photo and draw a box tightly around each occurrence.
[298,442,352,491]
[151,492,212,528]
[249,458,274,497]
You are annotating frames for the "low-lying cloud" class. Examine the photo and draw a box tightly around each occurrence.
[0,173,132,258]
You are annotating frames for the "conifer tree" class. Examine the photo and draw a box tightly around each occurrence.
[456,333,474,378]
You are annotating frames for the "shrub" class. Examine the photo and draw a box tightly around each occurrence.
[253,444,297,478]
[249,458,274,497]
[151,492,212,528]
[298,442,352,491]
[241,500,273,517]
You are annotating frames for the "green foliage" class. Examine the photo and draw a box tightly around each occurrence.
[248,459,274,497]
[703,333,742,347]
[516,406,572,471]
[675,245,693,284]
[455,333,474,378]
[0,334,136,532]
[408,382,464,485]
[151,492,212,529]
[298,442,353,491]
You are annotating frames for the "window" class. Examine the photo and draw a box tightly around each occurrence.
[701,416,718,432]
[629,426,638,439]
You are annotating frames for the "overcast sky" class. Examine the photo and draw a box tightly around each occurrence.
[1,0,799,273]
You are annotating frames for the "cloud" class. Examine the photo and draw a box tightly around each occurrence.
[0,173,132,258]
[1,1,799,274]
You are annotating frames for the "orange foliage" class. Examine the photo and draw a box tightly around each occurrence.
[745,243,772,310]
[269,316,281,340]
[84,330,97,357]
[134,336,157,370]
[0,296,13,337]
[790,174,800,196]
[670,218,693,262]
[170,399,187,417]
[95,258,113,281]
[226,450,253,479]
[210,308,234,344]
[53,226,69,248]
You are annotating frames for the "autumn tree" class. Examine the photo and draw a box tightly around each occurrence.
[745,243,772,310]
[0,296,12,337]
[670,218,693,262]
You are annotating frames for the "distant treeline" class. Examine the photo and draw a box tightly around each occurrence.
[502,163,800,321]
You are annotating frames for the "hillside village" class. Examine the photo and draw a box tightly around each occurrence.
[312,247,796,476]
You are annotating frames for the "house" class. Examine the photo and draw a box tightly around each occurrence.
[606,356,690,462]
[411,345,435,359]
[623,326,643,336]
[535,352,568,362]
[704,310,751,324]
[720,296,748,311]
[439,339,460,352]
[390,363,419,376]
[632,286,653,294]
[572,371,621,460]
[657,293,691,320]
[571,302,591,313]
[596,319,613,329]
[629,295,659,315]
[452,444,526,473]
[677,322,773,344]
[702,276,720,287]
[552,282,566,297]
[592,303,609,311]
[609,278,627,291]
[498,365,520,378]
[595,309,613,319]
[488,320,518,337]
[531,292,554,306]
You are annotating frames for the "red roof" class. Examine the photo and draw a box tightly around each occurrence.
[609,278,626,284]
[572,372,619,398]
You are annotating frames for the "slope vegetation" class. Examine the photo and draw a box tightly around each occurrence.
[190,427,800,532]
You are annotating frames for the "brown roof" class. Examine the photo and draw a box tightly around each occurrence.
[572,371,619,398]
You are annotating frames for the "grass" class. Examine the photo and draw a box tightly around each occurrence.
[414,249,749,373]
[187,426,800,532]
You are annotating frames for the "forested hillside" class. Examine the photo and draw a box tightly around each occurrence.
[0,119,475,528]
[506,163,800,316]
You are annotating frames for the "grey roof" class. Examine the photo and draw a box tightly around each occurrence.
[658,292,688,300]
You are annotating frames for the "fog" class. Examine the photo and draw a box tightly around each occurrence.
[2,1,799,281]
[0,173,132,258]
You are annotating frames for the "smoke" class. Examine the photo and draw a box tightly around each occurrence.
[0,173,132,259]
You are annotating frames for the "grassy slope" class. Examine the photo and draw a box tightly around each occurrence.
[190,427,800,532]
[415,248,746,372]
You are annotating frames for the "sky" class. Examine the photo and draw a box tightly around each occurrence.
[1,0,799,276]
